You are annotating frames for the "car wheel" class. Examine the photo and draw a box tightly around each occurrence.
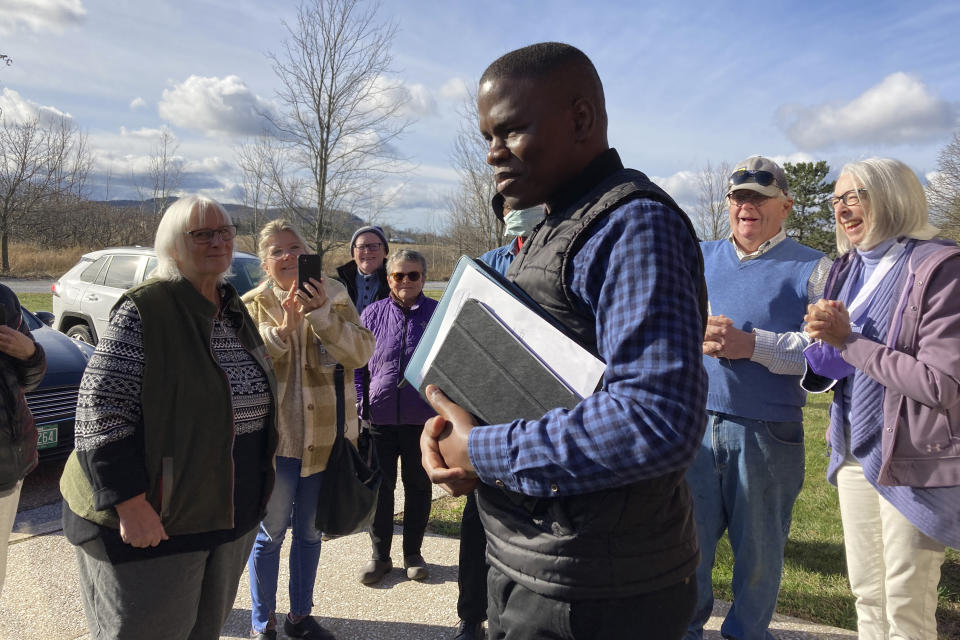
[66,324,95,345]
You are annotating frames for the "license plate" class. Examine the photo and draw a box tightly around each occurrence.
[37,424,59,449]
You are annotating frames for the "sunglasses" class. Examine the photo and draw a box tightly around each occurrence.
[729,169,778,188]
[390,271,421,283]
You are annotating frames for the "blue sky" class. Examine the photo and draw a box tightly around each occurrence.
[2,0,959,232]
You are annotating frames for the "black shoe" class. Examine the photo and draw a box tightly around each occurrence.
[358,558,393,585]
[403,553,429,580]
[283,615,337,640]
[453,619,485,640]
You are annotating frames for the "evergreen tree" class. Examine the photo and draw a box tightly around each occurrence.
[784,161,836,256]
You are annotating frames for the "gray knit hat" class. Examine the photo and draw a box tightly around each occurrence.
[350,225,389,256]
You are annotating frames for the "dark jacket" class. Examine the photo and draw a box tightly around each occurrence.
[479,153,707,599]
[357,294,437,425]
[334,259,390,312]
[0,284,45,491]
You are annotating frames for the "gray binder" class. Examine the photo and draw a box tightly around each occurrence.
[420,298,582,425]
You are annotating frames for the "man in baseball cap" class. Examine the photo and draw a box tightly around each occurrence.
[686,156,833,639]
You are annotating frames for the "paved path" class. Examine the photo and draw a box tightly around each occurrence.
[1,487,856,640]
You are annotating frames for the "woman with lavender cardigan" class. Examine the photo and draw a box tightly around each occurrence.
[803,158,960,640]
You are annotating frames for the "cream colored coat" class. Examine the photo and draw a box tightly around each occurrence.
[243,278,375,476]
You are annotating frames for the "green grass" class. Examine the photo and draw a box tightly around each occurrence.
[15,292,53,313]
[419,393,960,636]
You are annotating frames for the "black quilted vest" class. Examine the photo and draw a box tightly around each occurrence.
[477,165,707,599]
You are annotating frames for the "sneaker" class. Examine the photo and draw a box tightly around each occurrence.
[453,619,485,640]
[251,630,276,640]
[403,554,429,580]
[358,558,393,585]
[283,615,337,640]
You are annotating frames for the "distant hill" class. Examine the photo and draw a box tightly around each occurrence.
[102,198,364,231]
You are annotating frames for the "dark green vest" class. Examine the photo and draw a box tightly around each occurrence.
[61,278,277,535]
[478,168,707,599]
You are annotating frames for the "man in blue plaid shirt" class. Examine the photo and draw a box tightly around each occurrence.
[421,42,708,639]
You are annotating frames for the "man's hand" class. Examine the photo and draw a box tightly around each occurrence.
[804,299,851,349]
[702,314,755,360]
[420,385,479,496]
[0,325,36,360]
[114,493,169,548]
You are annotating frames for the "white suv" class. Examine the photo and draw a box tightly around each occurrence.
[52,247,264,344]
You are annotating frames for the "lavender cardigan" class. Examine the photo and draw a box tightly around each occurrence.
[805,239,960,547]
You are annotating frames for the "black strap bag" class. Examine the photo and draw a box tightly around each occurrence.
[314,364,381,536]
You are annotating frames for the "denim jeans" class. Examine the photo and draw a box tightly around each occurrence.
[248,456,325,633]
[684,411,805,640]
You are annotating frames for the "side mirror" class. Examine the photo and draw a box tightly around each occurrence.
[35,311,55,327]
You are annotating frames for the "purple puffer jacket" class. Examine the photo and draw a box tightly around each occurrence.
[357,294,438,426]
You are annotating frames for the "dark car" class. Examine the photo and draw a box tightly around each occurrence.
[21,307,95,459]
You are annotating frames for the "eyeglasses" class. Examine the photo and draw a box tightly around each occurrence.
[390,271,421,283]
[354,242,383,252]
[727,191,772,207]
[267,246,305,260]
[729,169,779,188]
[186,225,237,244]
[830,189,866,208]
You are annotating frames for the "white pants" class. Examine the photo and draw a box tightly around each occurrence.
[0,480,22,598]
[836,461,944,640]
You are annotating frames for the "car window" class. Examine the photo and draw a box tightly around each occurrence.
[80,256,109,284]
[102,255,142,290]
[144,257,158,280]
[227,256,265,295]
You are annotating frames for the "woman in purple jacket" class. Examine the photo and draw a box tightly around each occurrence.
[803,158,960,640]
[356,249,438,585]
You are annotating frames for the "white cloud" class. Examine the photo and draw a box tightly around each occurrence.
[651,170,700,208]
[0,0,86,35]
[439,77,470,102]
[129,97,146,110]
[0,87,72,124]
[158,75,276,136]
[767,152,817,167]
[362,76,436,119]
[778,73,957,150]
[120,126,164,140]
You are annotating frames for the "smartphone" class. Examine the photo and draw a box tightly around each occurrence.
[297,254,324,294]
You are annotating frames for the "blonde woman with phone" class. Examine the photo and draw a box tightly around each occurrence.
[243,219,375,640]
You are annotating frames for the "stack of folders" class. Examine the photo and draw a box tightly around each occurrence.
[404,256,606,426]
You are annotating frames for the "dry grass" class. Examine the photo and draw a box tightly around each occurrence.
[4,243,93,278]
[1,240,462,281]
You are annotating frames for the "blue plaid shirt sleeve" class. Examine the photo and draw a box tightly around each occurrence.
[468,199,708,497]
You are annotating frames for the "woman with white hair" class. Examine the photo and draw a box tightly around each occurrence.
[60,195,278,639]
[244,219,374,640]
[803,158,960,639]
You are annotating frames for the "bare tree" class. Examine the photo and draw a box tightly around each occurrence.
[236,132,281,239]
[693,160,731,241]
[446,88,499,258]
[263,0,414,264]
[928,132,960,240]
[0,114,89,271]
[134,126,183,232]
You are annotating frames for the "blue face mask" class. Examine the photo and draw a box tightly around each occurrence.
[503,207,543,238]
[803,341,856,380]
